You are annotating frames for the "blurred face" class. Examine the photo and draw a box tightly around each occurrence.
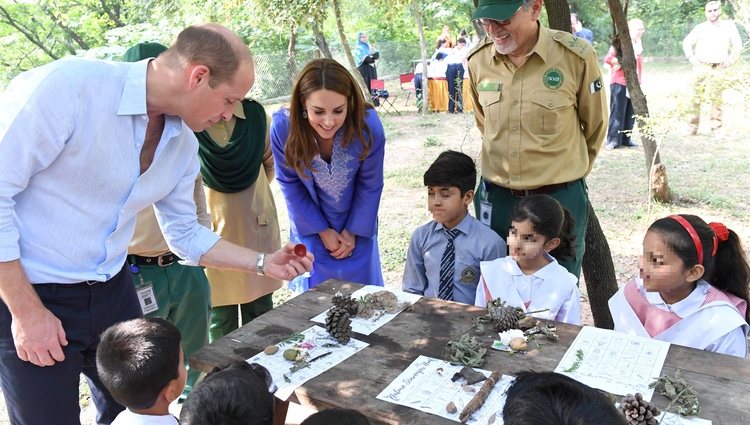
[360,33,369,43]
[427,186,471,229]
[183,60,254,132]
[478,1,541,56]
[629,21,645,41]
[303,89,347,142]
[705,2,721,23]
[639,230,697,303]
[508,219,549,268]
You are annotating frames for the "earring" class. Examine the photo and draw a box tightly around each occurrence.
[302,110,308,119]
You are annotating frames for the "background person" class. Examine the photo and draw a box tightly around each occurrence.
[270,58,385,292]
[603,18,645,150]
[0,24,312,424]
[570,12,593,44]
[682,0,742,137]
[468,0,607,279]
[354,32,379,99]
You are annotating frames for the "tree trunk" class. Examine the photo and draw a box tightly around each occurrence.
[546,0,619,329]
[287,25,298,85]
[581,203,618,329]
[411,0,429,114]
[543,0,572,31]
[332,0,370,97]
[312,19,332,59]
[607,0,671,202]
[99,0,124,27]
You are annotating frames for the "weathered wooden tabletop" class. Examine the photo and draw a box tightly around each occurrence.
[190,280,750,425]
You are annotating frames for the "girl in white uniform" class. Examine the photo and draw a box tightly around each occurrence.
[476,195,581,325]
[609,214,749,358]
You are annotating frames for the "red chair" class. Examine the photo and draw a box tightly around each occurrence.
[370,79,400,116]
[399,73,416,106]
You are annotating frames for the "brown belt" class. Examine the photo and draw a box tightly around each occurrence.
[484,180,569,197]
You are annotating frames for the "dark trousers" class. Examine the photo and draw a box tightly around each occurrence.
[0,264,142,425]
[607,83,635,147]
[474,178,589,279]
[414,73,423,101]
[446,64,464,113]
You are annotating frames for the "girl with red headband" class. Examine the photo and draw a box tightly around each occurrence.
[609,214,750,358]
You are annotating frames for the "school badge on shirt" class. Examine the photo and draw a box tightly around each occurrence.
[460,267,478,284]
[543,68,564,89]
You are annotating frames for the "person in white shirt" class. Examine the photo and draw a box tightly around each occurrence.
[682,0,742,136]
[609,214,749,358]
[476,195,581,325]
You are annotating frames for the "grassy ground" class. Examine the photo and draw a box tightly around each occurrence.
[2,61,748,424]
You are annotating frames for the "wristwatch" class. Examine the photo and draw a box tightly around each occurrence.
[256,252,265,276]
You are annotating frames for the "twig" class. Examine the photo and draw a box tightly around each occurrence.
[657,386,688,422]
[459,370,500,423]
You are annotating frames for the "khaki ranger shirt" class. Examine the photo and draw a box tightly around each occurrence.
[468,24,607,190]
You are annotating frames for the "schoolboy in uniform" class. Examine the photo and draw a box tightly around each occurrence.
[97,318,185,424]
[403,150,505,304]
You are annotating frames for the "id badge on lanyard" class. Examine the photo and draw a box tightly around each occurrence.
[479,180,493,226]
[130,263,159,315]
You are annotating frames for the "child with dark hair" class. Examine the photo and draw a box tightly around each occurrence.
[503,371,627,425]
[300,408,372,425]
[476,194,581,324]
[96,318,185,424]
[609,214,749,357]
[180,361,275,425]
[403,150,505,304]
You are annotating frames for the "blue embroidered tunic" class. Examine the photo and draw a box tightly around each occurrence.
[270,107,385,292]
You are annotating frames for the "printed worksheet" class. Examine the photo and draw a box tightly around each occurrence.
[376,355,515,424]
[555,326,670,400]
[310,286,422,335]
[660,413,711,425]
[246,325,368,400]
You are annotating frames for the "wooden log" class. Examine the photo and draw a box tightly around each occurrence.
[459,370,501,423]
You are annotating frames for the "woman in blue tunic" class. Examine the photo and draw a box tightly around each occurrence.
[271,58,385,292]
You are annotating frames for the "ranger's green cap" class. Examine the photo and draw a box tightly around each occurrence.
[472,0,525,21]
[121,42,167,62]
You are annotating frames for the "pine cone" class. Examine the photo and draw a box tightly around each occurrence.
[331,292,359,316]
[620,393,661,425]
[325,306,352,344]
[486,298,525,332]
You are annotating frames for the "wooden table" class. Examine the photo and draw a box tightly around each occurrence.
[191,280,750,425]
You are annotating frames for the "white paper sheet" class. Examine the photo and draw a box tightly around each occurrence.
[245,325,368,400]
[555,326,670,401]
[660,413,711,425]
[376,355,515,424]
[310,286,422,335]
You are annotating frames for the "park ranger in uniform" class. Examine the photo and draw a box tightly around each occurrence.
[467,0,607,279]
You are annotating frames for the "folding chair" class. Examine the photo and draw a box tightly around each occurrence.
[370,79,400,116]
[399,73,416,106]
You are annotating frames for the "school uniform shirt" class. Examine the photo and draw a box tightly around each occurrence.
[111,409,179,425]
[476,255,581,325]
[402,214,505,305]
[609,278,748,358]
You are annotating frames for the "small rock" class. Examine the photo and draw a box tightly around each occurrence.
[446,401,457,414]
[263,345,279,355]
[509,337,528,351]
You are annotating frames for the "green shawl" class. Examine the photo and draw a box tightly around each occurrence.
[195,100,266,193]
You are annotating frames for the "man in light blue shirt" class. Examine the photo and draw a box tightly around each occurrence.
[0,24,312,424]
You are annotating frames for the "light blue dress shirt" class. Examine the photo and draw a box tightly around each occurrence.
[402,213,506,304]
[0,57,220,284]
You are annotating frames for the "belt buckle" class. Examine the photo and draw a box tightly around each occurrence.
[157,255,172,267]
[511,188,531,197]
